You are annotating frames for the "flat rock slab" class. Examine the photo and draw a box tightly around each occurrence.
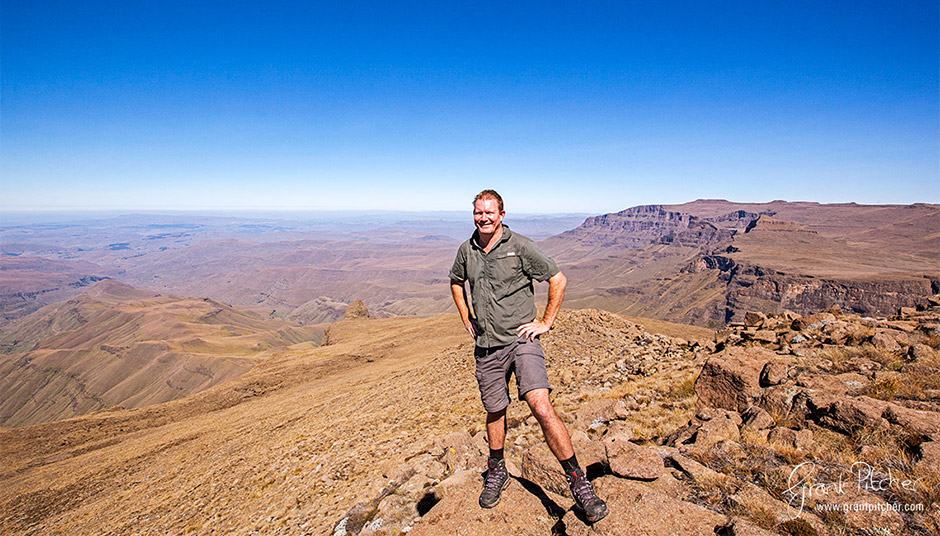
[564,476,726,536]
[575,399,629,427]
[604,436,664,480]
[408,473,556,536]
[884,403,940,441]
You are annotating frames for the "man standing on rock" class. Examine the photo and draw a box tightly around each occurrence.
[449,189,609,523]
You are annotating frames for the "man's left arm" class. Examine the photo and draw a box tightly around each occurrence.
[517,270,566,341]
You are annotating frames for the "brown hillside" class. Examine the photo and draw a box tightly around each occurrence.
[0,280,321,427]
[0,308,708,535]
[0,255,115,324]
[3,302,938,534]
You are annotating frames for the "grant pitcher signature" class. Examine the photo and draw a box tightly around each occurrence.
[784,461,922,519]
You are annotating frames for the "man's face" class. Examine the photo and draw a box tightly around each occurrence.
[473,198,505,236]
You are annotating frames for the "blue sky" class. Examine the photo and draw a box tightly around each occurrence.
[2,1,937,213]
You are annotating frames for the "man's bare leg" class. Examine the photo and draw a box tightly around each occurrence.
[525,387,608,522]
[480,408,510,508]
[524,388,574,461]
[485,409,507,450]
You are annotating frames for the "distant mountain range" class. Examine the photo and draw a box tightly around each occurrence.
[2,201,937,329]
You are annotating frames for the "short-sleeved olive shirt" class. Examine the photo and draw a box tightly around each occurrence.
[449,225,559,348]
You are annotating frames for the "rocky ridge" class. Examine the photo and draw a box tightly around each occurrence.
[334,301,940,536]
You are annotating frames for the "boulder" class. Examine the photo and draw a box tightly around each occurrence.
[520,443,566,497]
[564,477,727,536]
[430,469,477,500]
[908,343,938,361]
[695,347,772,412]
[883,404,940,442]
[886,320,917,332]
[871,332,901,353]
[695,407,743,424]
[752,330,777,344]
[793,313,836,331]
[432,431,485,475]
[518,439,606,498]
[759,361,788,387]
[604,420,635,440]
[693,415,741,447]
[741,406,776,430]
[662,450,737,487]
[574,399,629,428]
[666,410,741,449]
[917,441,940,472]
[744,311,767,327]
[818,396,890,435]
[604,435,664,480]
[758,384,801,420]
[766,427,813,450]
[645,471,685,499]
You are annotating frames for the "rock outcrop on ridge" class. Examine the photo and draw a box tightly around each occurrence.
[334,300,940,536]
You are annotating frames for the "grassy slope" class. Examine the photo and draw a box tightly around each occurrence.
[0,309,706,535]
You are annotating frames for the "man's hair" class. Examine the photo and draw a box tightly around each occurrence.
[473,189,504,212]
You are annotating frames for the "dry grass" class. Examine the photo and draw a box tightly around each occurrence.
[684,473,741,510]
[664,375,697,402]
[631,399,696,442]
[776,518,823,536]
[768,405,804,429]
[589,364,701,441]
[860,371,940,402]
[730,500,778,530]
[816,345,905,373]
[926,334,940,350]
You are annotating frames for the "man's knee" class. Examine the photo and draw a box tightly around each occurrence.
[524,389,556,421]
[486,409,506,422]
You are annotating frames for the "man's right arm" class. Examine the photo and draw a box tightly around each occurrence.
[450,279,477,339]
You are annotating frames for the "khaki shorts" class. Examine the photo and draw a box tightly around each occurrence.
[474,337,552,413]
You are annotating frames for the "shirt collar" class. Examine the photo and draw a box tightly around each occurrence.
[471,224,512,251]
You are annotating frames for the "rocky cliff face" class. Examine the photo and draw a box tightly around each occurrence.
[545,204,758,255]
[683,255,940,324]
[544,200,940,327]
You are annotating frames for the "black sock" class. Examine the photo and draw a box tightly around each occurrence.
[560,454,581,474]
[489,448,504,461]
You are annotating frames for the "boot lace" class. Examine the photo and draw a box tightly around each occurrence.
[484,460,507,489]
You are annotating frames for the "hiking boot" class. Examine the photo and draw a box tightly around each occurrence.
[479,457,510,508]
[566,468,609,523]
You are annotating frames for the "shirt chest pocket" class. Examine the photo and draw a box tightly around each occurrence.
[486,252,527,298]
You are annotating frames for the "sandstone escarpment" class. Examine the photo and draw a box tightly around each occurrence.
[548,201,939,328]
